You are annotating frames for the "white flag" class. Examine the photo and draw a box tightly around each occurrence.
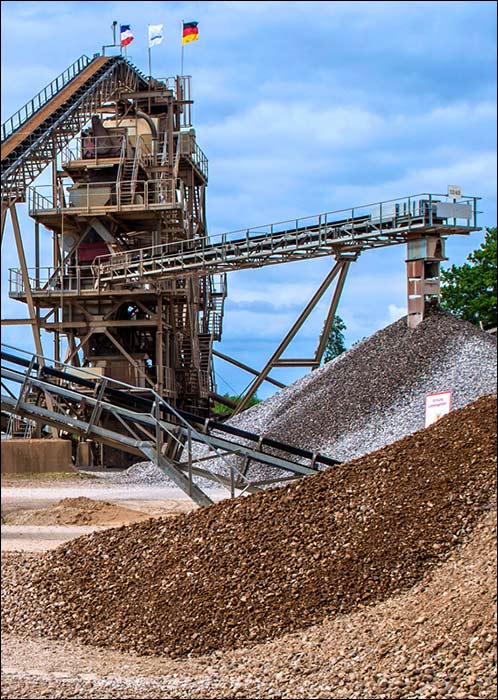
[148,24,164,48]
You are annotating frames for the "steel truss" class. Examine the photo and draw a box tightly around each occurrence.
[1,345,340,506]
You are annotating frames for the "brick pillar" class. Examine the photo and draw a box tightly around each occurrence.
[406,236,447,329]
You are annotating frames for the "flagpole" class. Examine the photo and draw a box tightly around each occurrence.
[181,19,184,76]
[147,37,152,113]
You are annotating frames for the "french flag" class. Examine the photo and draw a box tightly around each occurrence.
[120,24,134,47]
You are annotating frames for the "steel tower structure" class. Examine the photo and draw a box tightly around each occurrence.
[2,54,225,465]
[1,52,481,473]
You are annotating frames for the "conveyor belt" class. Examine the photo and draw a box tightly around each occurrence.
[1,55,148,203]
[1,57,110,160]
[0,349,339,470]
[1,346,341,506]
[93,198,478,285]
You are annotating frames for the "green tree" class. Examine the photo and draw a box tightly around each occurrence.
[323,315,347,363]
[212,393,261,417]
[441,227,497,328]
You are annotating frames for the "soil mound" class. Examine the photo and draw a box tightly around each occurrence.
[6,497,152,526]
[3,394,496,659]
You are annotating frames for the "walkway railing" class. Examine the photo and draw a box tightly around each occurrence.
[28,177,180,214]
[92,193,479,283]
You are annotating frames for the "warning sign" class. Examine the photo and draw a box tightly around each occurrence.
[425,391,453,428]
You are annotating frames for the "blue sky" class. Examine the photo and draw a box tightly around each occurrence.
[1,0,497,398]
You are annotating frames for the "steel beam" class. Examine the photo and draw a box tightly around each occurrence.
[314,260,351,364]
[233,261,343,415]
[212,349,286,389]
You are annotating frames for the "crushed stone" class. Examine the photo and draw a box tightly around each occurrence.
[2,504,496,698]
[116,308,497,490]
[205,306,498,482]
[2,394,496,660]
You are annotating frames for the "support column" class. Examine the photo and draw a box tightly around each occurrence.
[11,205,43,357]
[156,294,164,395]
[406,236,447,329]
[1,202,9,244]
[314,260,351,365]
[10,204,58,436]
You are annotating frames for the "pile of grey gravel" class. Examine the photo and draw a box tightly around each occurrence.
[114,459,224,491]
[124,307,497,489]
[205,306,497,482]
[113,461,171,486]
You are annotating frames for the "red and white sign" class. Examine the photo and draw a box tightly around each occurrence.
[425,391,453,428]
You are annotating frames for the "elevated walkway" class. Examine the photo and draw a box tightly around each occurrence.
[91,193,479,284]
[8,194,479,301]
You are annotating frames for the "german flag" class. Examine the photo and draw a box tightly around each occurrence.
[182,21,199,45]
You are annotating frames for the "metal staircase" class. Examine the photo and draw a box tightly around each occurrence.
[5,414,35,439]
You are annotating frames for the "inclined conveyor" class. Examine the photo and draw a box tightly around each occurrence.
[1,345,340,506]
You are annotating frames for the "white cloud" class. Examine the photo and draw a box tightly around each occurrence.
[387,304,407,323]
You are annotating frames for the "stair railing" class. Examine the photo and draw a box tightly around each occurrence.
[115,135,127,186]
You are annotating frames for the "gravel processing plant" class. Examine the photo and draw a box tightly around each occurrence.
[1,23,497,700]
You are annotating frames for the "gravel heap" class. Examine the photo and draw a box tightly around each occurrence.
[114,308,497,490]
[2,507,496,698]
[113,461,173,485]
[218,305,497,480]
[3,394,496,660]
[4,497,151,527]
[113,460,219,491]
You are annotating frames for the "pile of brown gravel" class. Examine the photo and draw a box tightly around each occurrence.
[2,506,496,698]
[2,394,496,659]
[4,497,152,526]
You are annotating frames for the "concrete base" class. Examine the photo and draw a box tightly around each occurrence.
[1,439,74,475]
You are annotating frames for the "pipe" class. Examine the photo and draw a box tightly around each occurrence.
[136,110,157,138]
